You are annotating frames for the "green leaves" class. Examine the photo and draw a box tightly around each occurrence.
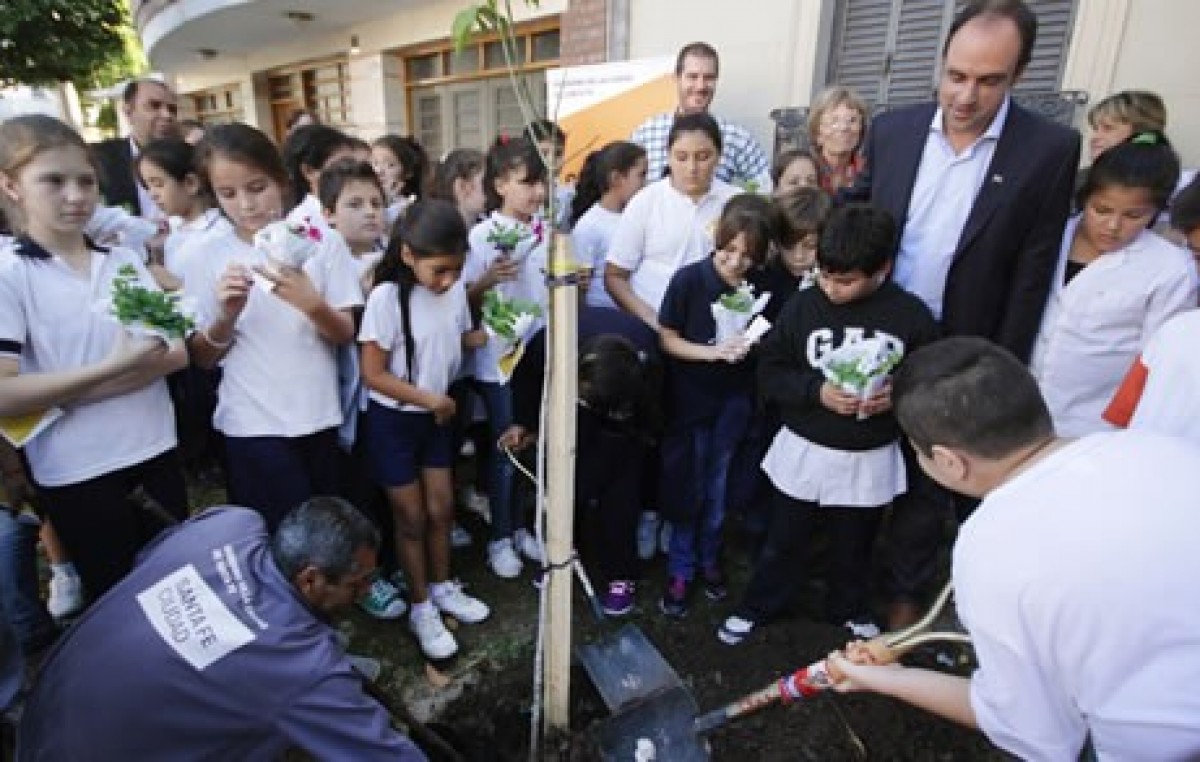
[452,0,542,52]
[110,265,195,339]
[718,282,756,313]
[486,222,531,252]
[482,288,542,340]
[0,0,136,89]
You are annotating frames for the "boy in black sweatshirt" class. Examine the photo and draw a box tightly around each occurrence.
[718,204,938,645]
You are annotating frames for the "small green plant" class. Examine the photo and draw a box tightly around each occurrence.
[717,282,756,312]
[110,264,194,339]
[486,222,531,253]
[482,288,542,341]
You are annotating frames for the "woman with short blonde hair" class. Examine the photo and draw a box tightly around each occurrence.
[806,86,870,194]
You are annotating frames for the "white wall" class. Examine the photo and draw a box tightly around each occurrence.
[1062,0,1200,167]
[626,0,832,155]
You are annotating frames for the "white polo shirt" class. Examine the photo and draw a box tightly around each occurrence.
[1031,218,1197,437]
[186,227,362,438]
[1104,309,1200,446]
[571,204,622,310]
[463,211,549,383]
[0,239,176,486]
[359,281,470,411]
[894,99,1008,319]
[955,432,1200,761]
[605,178,740,313]
[164,208,230,283]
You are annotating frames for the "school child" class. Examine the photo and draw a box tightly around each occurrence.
[372,135,429,226]
[282,124,357,231]
[655,194,774,617]
[755,187,833,322]
[360,199,490,660]
[0,115,189,600]
[185,123,362,529]
[569,142,648,311]
[525,119,572,231]
[1031,132,1197,437]
[718,204,939,644]
[464,136,549,579]
[135,137,229,289]
[430,149,486,227]
[771,149,820,196]
[319,158,387,291]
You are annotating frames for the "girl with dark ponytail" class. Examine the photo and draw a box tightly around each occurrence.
[359,199,490,660]
[570,141,648,310]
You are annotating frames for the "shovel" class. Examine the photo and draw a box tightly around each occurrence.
[592,582,970,758]
[571,559,686,714]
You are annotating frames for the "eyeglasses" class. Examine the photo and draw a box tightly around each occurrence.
[820,116,862,130]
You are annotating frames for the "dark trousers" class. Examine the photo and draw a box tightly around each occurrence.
[36,449,187,601]
[882,440,959,604]
[337,412,396,573]
[575,412,644,584]
[736,487,883,625]
[225,429,340,531]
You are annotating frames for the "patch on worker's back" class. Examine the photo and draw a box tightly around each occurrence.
[137,564,257,671]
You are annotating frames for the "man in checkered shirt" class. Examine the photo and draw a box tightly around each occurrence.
[631,42,773,191]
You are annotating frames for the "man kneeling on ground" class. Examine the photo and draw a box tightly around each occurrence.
[18,497,427,760]
[831,337,1200,760]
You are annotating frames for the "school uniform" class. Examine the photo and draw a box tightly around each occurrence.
[571,204,622,311]
[733,281,938,625]
[1032,219,1197,437]
[606,178,740,314]
[0,237,187,598]
[462,211,549,541]
[657,257,756,581]
[187,226,362,529]
[164,208,230,284]
[359,280,471,487]
[1104,309,1200,445]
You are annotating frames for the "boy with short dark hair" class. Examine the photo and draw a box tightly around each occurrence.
[719,204,938,645]
[832,337,1200,760]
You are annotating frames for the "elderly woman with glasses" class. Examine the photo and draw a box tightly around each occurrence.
[807,86,870,195]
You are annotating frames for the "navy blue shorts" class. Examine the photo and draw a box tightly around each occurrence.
[363,402,455,487]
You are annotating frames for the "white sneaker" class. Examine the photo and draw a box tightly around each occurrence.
[659,521,673,556]
[514,528,544,565]
[357,576,407,619]
[451,522,473,549]
[47,573,83,619]
[409,606,458,660]
[432,580,490,624]
[347,653,382,681]
[636,511,660,561]
[487,538,522,579]
[459,438,476,458]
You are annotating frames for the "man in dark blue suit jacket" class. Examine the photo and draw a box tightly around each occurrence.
[93,79,180,217]
[854,0,1080,628]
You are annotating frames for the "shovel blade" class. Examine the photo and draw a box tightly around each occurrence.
[592,685,710,762]
[577,623,683,712]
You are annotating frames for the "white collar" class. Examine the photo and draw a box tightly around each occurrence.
[931,95,1011,142]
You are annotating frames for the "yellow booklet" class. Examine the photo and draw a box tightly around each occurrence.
[0,408,63,448]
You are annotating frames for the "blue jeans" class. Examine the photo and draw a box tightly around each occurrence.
[0,510,56,655]
[665,394,752,580]
[476,381,519,541]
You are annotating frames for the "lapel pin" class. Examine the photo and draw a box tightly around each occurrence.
[992,174,1004,184]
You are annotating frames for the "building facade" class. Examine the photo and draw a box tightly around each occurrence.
[133,0,1200,165]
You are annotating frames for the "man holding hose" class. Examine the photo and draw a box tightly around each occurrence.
[831,338,1200,761]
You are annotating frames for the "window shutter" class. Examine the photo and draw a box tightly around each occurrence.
[1014,0,1075,94]
[827,0,894,105]
[884,0,948,105]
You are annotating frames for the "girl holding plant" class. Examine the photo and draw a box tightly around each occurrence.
[0,115,188,600]
[185,124,362,529]
[360,199,490,660]
[463,135,549,580]
[655,194,773,617]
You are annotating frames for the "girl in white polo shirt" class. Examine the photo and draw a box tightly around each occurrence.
[0,115,189,600]
[360,199,490,660]
[185,124,362,529]
[1032,132,1197,437]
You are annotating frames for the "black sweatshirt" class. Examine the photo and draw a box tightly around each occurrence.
[758,281,939,451]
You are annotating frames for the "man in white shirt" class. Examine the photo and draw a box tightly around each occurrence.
[94,79,180,219]
[832,337,1200,762]
[630,42,771,191]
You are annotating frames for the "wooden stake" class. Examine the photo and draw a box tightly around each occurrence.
[542,232,579,734]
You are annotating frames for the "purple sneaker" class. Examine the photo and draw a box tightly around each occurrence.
[601,580,635,617]
[659,575,690,618]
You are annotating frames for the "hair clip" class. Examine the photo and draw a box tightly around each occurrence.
[499,133,510,145]
[1131,132,1160,146]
